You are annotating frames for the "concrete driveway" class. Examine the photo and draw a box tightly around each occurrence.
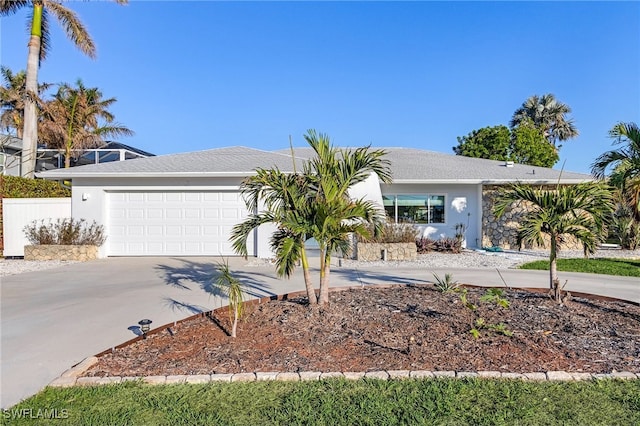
[1,256,638,408]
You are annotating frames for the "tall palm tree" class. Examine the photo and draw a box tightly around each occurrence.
[591,122,640,220]
[0,0,128,178]
[39,80,133,168]
[231,130,392,306]
[510,94,578,149]
[494,182,614,303]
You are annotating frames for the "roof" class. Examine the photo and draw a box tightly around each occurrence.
[38,146,304,179]
[38,145,593,184]
[279,147,593,184]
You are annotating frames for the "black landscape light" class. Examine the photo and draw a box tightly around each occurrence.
[138,319,152,336]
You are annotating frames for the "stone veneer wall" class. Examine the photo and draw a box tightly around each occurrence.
[24,245,99,261]
[482,185,582,250]
[356,242,417,261]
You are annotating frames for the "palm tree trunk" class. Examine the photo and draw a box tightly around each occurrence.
[300,248,317,305]
[550,235,560,303]
[231,307,238,338]
[21,4,43,179]
[318,249,331,305]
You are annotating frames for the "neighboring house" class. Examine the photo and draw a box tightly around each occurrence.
[0,135,153,176]
[37,146,593,258]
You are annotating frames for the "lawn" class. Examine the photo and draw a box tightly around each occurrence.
[518,257,640,277]
[2,379,639,425]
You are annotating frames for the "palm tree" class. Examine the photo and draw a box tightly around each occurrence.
[494,182,614,303]
[0,0,128,178]
[0,67,28,138]
[302,130,392,304]
[510,94,578,149]
[231,130,392,306]
[39,80,133,168]
[231,168,319,304]
[591,122,640,221]
[1,66,52,138]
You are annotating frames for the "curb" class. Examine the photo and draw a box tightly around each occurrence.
[48,358,640,388]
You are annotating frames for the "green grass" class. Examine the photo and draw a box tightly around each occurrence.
[2,379,639,425]
[519,257,640,277]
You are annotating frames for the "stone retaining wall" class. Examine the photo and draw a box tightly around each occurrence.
[482,185,582,250]
[24,245,99,261]
[356,242,417,261]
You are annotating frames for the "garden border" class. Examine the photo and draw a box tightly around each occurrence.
[48,284,640,389]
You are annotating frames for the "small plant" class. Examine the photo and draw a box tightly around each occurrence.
[23,218,106,246]
[213,259,246,338]
[461,288,513,339]
[432,272,460,293]
[479,288,510,308]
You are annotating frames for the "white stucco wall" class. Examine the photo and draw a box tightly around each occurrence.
[381,183,481,249]
[69,177,253,258]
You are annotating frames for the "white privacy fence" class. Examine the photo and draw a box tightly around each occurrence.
[2,198,72,257]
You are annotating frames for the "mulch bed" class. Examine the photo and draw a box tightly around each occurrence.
[85,285,640,377]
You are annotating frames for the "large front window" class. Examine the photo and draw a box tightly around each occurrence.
[383,194,446,224]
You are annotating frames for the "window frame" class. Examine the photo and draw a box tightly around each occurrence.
[383,193,447,225]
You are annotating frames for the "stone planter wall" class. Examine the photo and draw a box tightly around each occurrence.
[356,242,417,261]
[24,245,99,261]
[482,185,582,250]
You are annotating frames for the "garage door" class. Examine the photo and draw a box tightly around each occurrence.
[107,191,252,256]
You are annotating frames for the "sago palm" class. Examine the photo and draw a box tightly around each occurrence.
[0,0,128,177]
[494,182,614,303]
[39,80,133,168]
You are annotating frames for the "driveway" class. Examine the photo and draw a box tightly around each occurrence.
[1,256,638,408]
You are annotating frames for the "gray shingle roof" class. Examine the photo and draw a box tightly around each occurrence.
[279,147,593,184]
[38,146,302,178]
[38,145,593,184]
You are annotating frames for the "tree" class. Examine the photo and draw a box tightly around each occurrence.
[39,80,133,168]
[231,130,392,306]
[0,0,128,178]
[591,122,640,221]
[494,182,614,303]
[510,94,578,149]
[509,119,559,167]
[213,259,246,338]
[1,66,51,138]
[453,125,511,161]
[0,67,28,138]
[453,121,558,167]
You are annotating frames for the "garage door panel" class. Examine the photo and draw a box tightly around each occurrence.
[107,191,251,256]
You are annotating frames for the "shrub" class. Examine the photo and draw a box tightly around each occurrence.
[24,218,106,246]
[357,221,418,244]
[0,175,71,198]
[416,236,462,254]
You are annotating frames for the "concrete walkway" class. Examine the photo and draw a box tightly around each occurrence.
[1,256,638,408]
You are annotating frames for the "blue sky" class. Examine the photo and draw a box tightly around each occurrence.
[1,1,638,174]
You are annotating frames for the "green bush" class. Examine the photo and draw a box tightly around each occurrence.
[0,175,71,198]
[24,218,106,246]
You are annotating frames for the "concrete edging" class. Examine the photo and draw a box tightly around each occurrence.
[48,357,639,388]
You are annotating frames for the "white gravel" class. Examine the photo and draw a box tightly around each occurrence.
[0,259,80,277]
[3,248,638,277]
[343,248,640,269]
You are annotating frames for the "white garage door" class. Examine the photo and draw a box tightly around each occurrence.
[107,191,252,256]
